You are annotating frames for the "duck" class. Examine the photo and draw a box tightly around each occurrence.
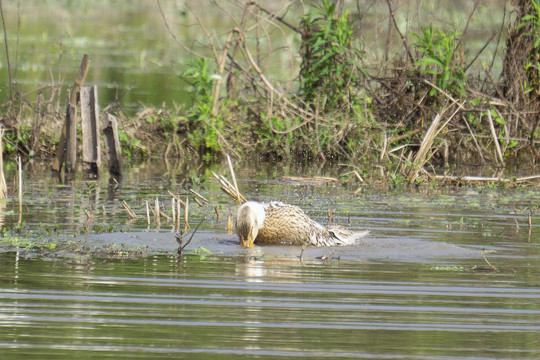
[236,201,369,247]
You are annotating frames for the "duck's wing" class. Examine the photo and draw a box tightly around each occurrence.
[256,202,314,245]
[259,202,369,246]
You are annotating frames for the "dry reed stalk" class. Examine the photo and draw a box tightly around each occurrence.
[184,197,190,231]
[145,201,150,225]
[227,215,232,234]
[353,171,364,183]
[17,155,22,223]
[155,197,161,226]
[167,190,186,207]
[212,171,246,203]
[487,109,505,166]
[461,116,486,163]
[122,201,138,219]
[159,211,171,221]
[408,113,442,183]
[327,208,335,225]
[176,199,181,232]
[215,206,221,221]
[171,197,176,227]
[424,80,466,110]
[0,128,7,199]
[528,214,532,238]
[515,174,540,182]
[193,197,204,207]
[281,176,339,184]
[189,188,209,204]
[481,249,497,271]
[212,172,247,203]
[227,154,242,204]
[432,174,540,184]
[102,205,106,223]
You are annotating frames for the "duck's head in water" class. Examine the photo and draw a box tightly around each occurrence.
[235,201,265,247]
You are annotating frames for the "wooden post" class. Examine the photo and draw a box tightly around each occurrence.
[103,112,123,177]
[52,54,91,172]
[64,103,78,173]
[0,127,7,199]
[81,85,101,176]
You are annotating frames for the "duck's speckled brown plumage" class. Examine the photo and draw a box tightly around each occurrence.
[236,201,369,247]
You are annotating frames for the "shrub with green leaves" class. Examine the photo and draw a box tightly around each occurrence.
[411,25,467,98]
[181,57,225,158]
[517,0,540,95]
[300,0,364,112]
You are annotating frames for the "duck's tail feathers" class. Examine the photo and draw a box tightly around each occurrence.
[328,227,370,246]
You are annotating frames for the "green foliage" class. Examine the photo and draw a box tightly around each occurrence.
[388,172,406,189]
[300,0,364,112]
[181,57,226,158]
[411,25,467,97]
[3,126,32,155]
[518,0,540,95]
[254,113,297,157]
[118,128,143,159]
[517,0,540,47]
[490,108,519,151]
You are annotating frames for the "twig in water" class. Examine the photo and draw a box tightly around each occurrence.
[176,216,207,257]
[84,209,93,220]
[298,244,308,262]
[481,249,497,271]
[122,200,138,219]
[184,197,190,231]
[155,197,160,225]
[145,201,150,225]
[167,190,186,207]
[227,215,232,234]
[171,197,176,228]
[176,199,181,232]
[528,213,532,239]
[159,211,171,221]
[193,197,204,207]
[17,155,22,224]
[102,205,106,223]
[83,211,93,251]
[175,233,183,257]
[327,208,335,225]
[317,249,336,262]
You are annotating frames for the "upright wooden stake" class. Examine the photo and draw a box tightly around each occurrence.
[53,54,91,173]
[81,85,101,176]
[65,103,78,173]
[103,112,123,177]
[0,128,7,199]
